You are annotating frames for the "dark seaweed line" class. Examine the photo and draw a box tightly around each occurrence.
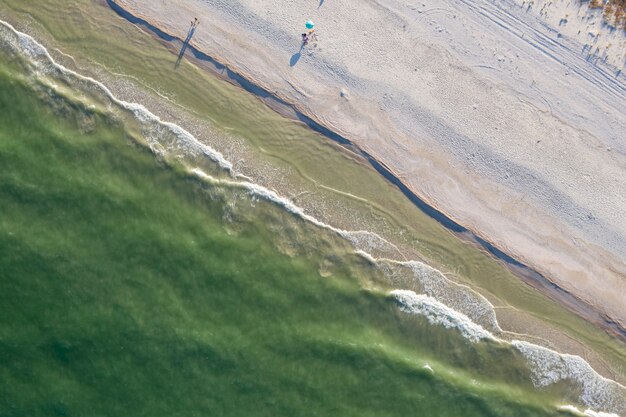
[106,0,626,340]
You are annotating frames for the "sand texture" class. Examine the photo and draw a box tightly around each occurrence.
[114,0,626,326]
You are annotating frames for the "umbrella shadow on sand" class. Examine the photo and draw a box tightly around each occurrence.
[290,50,302,67]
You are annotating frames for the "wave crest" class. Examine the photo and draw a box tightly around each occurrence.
[391,289,497,342]
[514,341,626,415]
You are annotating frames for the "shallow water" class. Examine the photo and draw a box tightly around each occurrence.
[0,2,624,416]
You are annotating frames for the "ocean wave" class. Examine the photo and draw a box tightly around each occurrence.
[0,20,234,174]
[558,405,620,417]
[515,341,626,415]
[392,291,626,414]
[191,168,402,256]
[391,289,497,342]
[361,251,501,333]
[1,19,624,415]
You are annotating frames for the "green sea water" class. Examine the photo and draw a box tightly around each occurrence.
[0,26,593,417]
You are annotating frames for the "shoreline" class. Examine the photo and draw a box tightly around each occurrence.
[106,0,626,343]
[2,3,625,412]
[109,0,626,331]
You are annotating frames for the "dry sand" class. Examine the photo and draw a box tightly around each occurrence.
[114,0,626,326]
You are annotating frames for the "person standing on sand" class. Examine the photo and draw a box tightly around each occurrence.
[307,29,318,47]
[301,30,317,48]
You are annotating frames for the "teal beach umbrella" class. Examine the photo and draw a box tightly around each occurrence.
[305,20,315,29]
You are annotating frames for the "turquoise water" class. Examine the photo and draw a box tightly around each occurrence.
[0,15,622,417]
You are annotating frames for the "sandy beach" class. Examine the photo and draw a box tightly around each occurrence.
[113,0,626,328]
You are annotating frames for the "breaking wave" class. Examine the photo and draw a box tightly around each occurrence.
[391,289,497,342]
[515,341,626,415]
[558,405,620,417]
[391,291,626,415]
[0,20,234,174]
[358,251,501,332]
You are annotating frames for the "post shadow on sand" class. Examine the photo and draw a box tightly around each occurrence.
[175,20,198,68]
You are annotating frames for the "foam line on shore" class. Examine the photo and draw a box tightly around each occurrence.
[190,168,402,256]
[1,18,403,259]
[390,289,626,415]
[391,290,497,342]
[356,250,501,332]
[0,19,235,176]
[558,405,620,417]
[515,341,626,415]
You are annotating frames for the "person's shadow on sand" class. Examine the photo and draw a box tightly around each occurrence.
[318,0,325,7]
[290,51,302,67]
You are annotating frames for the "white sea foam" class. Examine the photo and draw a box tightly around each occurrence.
[393,291,626,414]
[514,341,626,415]
[2,19,624,416]
[391,289,497,342]
[394,259,500,332]
[191,168,401,255]
[356,250,501,333]
[558,404,620,417]
[0,20,234,174]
